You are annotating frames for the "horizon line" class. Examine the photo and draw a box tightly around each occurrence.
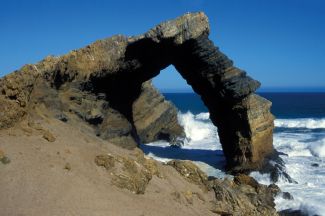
[158,87,325,93]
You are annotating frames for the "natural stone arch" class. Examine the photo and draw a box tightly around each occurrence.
[82,13,274,172]
[0,12,274,172]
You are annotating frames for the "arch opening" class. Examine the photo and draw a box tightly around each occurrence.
[121,34,274,172]
[144,66,225,172]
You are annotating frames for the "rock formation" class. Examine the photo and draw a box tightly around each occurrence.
[0,12,274,172]
[167,160,280,215]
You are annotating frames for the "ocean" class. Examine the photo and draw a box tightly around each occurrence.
[140,92,325,215]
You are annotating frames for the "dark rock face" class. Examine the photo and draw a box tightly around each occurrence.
[0,12,274,172]
[133,81,184,145]
[278,209,309,216]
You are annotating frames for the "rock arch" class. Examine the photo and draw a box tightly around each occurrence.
[0,12,274,172]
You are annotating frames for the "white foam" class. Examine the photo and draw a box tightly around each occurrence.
[141,112,325,215]
[253,131,325,215]
[309,138,325,157]
[147,111,221,151]
[195,112,210,120]
[141,112,228,178]
[273,133,314,157]
[275,118,325,129]
[178,112,218,147]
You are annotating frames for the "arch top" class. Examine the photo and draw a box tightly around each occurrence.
[141,12,210,44]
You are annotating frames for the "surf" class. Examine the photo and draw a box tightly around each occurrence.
[142,111,325,215]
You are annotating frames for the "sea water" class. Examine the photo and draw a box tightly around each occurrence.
[140,92,325,215]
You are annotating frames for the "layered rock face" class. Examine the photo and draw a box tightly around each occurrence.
[0,12,274,171]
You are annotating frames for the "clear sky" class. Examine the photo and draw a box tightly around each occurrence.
[1,0,324,92]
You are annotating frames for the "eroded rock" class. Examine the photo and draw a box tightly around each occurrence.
[133,81,185,145]
[167,160,209,188]
[167,160,279,215]
[95,152,161,194]
[0,11,274,172]
[210,176,279,216]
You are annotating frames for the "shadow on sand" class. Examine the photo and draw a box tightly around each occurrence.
[140,144,227,172]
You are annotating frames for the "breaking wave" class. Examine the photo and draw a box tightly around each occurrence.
[142,112,325,215]
[275,118,325,129]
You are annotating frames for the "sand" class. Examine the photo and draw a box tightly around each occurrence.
[0,117,217,216]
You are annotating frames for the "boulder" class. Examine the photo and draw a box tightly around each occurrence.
[167,160,209,187]
[95,153,161,194]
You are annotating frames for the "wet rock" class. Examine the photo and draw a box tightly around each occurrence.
[281,192,294,200]
[311,163,319,167]
[278,209,309,216]
[259,151,297,183]
[268,183,281,196]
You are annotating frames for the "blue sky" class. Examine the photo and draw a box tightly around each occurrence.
[1,0,324,92]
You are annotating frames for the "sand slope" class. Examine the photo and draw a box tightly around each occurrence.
[0,117,216,216]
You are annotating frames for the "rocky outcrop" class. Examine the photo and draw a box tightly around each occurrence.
[167,160,280,215]
[0,12,274,172]
[94,154,281,214]
[210,176,279,216]
[167,160,209,188]
[95,151,161,194]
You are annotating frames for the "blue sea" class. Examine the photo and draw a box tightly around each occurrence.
[141,92,325,215]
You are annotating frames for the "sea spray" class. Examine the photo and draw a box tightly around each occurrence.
[142,112,325,215]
